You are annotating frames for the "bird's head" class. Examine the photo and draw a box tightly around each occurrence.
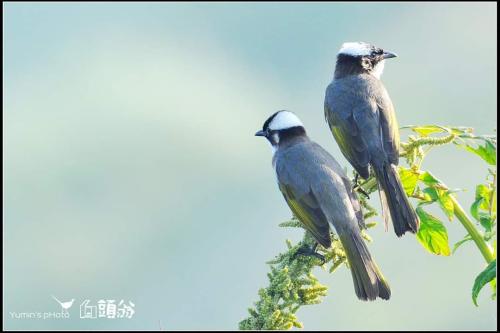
[255,110,306,151]
[335,42,397,79]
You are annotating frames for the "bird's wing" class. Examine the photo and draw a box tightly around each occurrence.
[279,184,333,248]
[376,84,400,165]
[277,151,363,241]
[310,142,365,230]
[324,80,371,177]
[341,176,365,229]
[324,76,400,174]
[276,150,332,248]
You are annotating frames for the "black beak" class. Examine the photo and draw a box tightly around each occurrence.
[383,51,397,59]
[255,130,266,137]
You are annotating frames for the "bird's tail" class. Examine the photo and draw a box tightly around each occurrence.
[374,163,420,237]
[338,229,390,301]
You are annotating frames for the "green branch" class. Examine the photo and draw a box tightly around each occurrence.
[451,196,495,263]
[238,222,348,330]
[400,133,457,156]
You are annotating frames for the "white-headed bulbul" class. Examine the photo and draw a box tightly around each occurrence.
[255,110,390,301]
[324,42,420,237]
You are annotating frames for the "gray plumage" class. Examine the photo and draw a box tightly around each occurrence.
[274,136,365,246]
[324,43,419,237]
[273,133,390,301]
[325,74,398,178]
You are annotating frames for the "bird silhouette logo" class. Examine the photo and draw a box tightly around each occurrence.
[51,295,75,314]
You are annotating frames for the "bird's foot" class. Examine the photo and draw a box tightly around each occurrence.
[352,173,370,199]
[356,186,370,199]
[294,243,326,265]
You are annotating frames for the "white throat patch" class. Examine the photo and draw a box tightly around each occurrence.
[338,42,372,56]
[268,111,303,131]
[372,59,385,79]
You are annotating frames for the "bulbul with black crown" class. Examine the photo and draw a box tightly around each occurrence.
[256,110,390,301]
[324,42,419,237]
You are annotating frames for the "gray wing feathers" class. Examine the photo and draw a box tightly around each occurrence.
[275,141,391,300]
[376,87,399,164]
[325,81,371,171]
[276,142,364,234]
[312,172,361,232]
[325,74,399,168]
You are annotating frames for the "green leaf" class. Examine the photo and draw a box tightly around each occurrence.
[491,188,497,221]
[476,184,491,202]
[365,221,377,229]
[437,191,455,221]
[484,231,495,242]
[398,167,420,196]
[471,184,494,231]
[419,172,455,221]
[479,216,493,232]
[421,187,439,203]
[450,126,474,136]
[470,199,482,222]
[472,259,497,306]
[329,259,345,273]
[419,171,447,189]
[490,278,496,301]
[416,207,451,256]
[470,199,491,229]
[452,235,473,253]
[458,141,497,165]
[409,125,446,137]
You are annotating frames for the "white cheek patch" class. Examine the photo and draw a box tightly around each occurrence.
[268,111,303,131]
[272,133,280,144]
[270,133,279,154]
[338,42,372,56]
[372,59,385,79]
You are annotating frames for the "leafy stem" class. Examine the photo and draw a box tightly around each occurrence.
[451,196,495,263]
[400,132,457,157]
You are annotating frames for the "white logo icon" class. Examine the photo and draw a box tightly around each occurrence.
[51,295,75,314]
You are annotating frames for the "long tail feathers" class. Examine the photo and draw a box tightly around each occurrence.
[338,231,391,301]
[374,163,420,237]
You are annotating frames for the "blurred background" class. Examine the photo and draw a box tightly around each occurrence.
[3,2,497,330]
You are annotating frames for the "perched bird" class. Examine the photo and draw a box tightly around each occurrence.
[255,110,390,301]
[324,42,419,237]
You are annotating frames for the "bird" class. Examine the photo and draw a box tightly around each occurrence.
[51,295,75,313]
[255,110,390,301]
[324,41,419,237]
